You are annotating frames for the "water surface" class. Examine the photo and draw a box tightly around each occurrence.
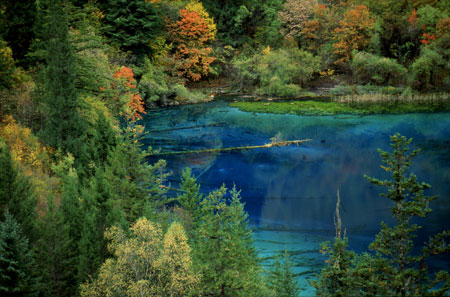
[142,100,450,294]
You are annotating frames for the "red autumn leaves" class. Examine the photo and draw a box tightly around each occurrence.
[168,4,216,82]
[113,66,145,121]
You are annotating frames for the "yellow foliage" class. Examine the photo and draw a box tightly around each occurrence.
[160,222,199,296]
[319,69,335,77]
[148,35,173,63]
[80,96,118,131]
[185,0,217,40]
[82,218,198,297]
[0,115,51,173]
[262,45,271,55]
[0,115,59,216]
[380,165,390,172]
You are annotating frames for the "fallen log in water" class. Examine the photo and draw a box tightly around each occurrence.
[149,139,312,156]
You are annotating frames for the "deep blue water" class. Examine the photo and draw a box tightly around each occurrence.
[141,100,450,294]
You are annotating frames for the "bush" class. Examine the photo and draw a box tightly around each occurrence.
[232,53,260,91]
[258,76,301,97]
[138,58,170,103]
[409,47,447,91]
[232,47,321,97]
[417,5,447,33]
[172,84,208,103]
[351,51,407,86]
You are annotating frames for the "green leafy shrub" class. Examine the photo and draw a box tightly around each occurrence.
[351,51,407,86]
[172,84,208,103]
[138,58,170,103]
[417,5,447,33]
[258,76,301,97]
[232,47,320,97]
[409,47,447,91]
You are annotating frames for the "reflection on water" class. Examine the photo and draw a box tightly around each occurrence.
[142,100,450,294]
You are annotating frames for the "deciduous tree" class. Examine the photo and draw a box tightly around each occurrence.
[168,2,216,81]
[112,66,146,121]
[333,5,375,66]
[278,0,318,42]
[80,218,198,297]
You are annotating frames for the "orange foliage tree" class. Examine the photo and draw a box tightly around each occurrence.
[112,66,146,121]
[333,5,375,65]
[301,4,339,54]
[168,1,216,82]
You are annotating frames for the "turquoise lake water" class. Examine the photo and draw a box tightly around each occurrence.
[141,100,450,295]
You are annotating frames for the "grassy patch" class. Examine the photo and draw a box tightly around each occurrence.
[229,99,449,116]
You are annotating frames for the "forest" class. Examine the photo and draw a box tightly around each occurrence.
[1,0,449,296]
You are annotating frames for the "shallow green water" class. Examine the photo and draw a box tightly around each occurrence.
[142,100,450,294]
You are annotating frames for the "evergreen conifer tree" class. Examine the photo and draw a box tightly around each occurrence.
[39,0,85,158]
[267,251,301,297]
[104,0,163,58]
[35,197,76,297]
[195,185,264,296]
[363,133,450,296]
[0,211,40,297]
[312,191,360,297]
[0,139,37,240]
[77,166,127,285]
[105,126,168,223]
[77,189,102,285]
[178,167,203,238]
[315,135,450,296]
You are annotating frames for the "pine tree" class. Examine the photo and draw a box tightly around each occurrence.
[314,135,450,296]
[39,0,85,157]
[0,211,40,297]
[267,251,301,297]
[364,133,450,296]
[77,166,127,285]
[312,190,359,297]
[35,197,76,297]
[177,167,203,238]
[195,185,264,296]
[77,188,102,285]
[103,0,163,57]
[105,125,168,223]
[0,139,37,240]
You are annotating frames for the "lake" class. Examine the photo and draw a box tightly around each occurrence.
[141,100,450,294]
